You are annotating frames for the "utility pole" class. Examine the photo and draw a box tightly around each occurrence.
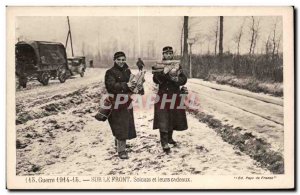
[65,16,74,57]
[187,38,195,78]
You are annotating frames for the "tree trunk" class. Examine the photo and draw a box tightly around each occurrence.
[183,16,189,71]
[81,42,85,56]
[219,16,224,56]
[133,40,136,58]
[180,26,183,56]
[214,18,218,55]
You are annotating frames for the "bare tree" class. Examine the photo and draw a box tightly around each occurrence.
[97,31,102,62]
[249,17,255,54]
[145,40,155,59]
[248,16,260,55]
[199,39,205,54]
[252,33,259,54]
[233,19,245,55]
[112,39,118,53]
[180,26,184,56]
[205,34,213,54]
[213,18,219,55]
[276,33,282,55]
[219,16,224,56]
[272,25,277,56]
[147,41,151,59]
[133,39,136,58]
[271,17,279,57]
[265,33,272,55]
[183,16,189,70]
[140,44,144,58]
[152,41,155,58]
[252,20,260,54]
[81,42,85,56]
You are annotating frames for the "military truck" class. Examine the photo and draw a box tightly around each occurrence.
[15,41,70,88]
[67,56,86,77]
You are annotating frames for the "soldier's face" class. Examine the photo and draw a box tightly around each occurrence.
[163,52,174,60]
[115,56,126,67]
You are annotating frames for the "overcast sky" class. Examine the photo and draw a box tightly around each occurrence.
[16,16,282,58]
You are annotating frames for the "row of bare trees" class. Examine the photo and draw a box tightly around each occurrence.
[184,16,282,57]
[237,16,281,56]
[266,18,282,57]
[180,16,283,78]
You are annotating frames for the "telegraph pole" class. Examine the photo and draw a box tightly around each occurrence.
[66,16,74,57]
[187,38,195,78]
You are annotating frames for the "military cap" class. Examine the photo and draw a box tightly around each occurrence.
[114,51,126,60]
[162,46,173,53]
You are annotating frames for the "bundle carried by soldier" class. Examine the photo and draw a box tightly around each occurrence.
[127,70,146,95]
[152,60,188,94]
[95,71,146,122]
[152,60,181,76]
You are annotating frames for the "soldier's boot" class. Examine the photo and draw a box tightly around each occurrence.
[117,139,129,159]
[160,132,171,154]
[118,151,129,159]
[114,139,118,152]
[115,138,130,151]
[168,131,177,146]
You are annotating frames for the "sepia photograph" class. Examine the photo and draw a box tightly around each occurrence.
[6,6,294,189]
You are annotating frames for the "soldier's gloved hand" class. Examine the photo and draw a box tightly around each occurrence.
[127,80,137,90]
[163,66,172,74]
[137,84,143,91]
[136,84,144,95]
[170,76,179,82]
[168,68,178,77]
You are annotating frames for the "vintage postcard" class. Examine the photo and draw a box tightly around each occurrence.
[6,6,294,189]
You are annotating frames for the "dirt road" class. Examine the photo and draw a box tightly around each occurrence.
[187,80,283,154]
[16,68,284,175]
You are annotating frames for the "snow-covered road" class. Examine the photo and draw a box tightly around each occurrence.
[16,68,283,175]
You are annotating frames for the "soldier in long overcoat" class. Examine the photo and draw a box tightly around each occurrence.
[105,51,137,159]
[153,46,188,153]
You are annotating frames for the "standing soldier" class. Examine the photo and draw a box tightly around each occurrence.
[152,46,188,154]
[136,58,145,71]
[104,51,140,159]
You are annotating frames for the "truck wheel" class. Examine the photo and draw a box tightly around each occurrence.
[58,72,66,83]
[40,72,50,86]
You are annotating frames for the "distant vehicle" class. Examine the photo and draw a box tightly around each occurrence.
[67,56,86,77]
[15,41,69,88]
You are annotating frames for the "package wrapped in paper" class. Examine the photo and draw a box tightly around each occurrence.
[152,60,180,70]
[152,60,181,77]
[128,70,146,94]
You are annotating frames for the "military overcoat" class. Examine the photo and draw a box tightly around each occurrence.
[105,63,136,140]
[153,66,188,131]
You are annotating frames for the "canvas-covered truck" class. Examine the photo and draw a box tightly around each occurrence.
[15,41,70,88]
